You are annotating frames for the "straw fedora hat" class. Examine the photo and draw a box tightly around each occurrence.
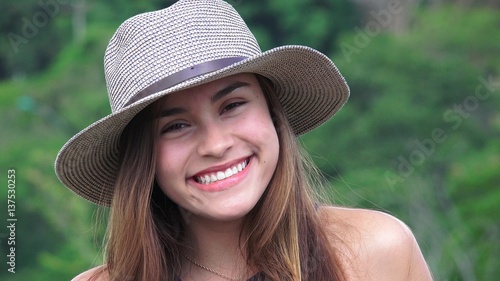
[55,0,349,206]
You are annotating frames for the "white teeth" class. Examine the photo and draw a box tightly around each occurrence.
[196,159,249,184]
[216,171,225,180]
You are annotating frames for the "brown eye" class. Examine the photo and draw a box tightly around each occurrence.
[222,102,246,113]
[161,123,189,134]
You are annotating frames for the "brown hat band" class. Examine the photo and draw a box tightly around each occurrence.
[124,56,247,107]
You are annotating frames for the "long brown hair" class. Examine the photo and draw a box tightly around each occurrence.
[95,74,347,281]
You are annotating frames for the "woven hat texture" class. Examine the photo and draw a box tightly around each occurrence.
[55,0,350,206]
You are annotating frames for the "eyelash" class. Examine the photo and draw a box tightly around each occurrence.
[222,101,246,113]
[161,122,188,134]
[160,101,247,135]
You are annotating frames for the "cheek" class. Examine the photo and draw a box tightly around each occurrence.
[241,107,280,161]
[155,141,190,187]
[154,142,194,206]
[252,108,279,142]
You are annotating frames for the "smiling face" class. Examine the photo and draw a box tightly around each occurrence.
[154,73,280,222]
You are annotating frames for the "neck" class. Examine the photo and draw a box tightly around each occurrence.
[180,208,250,279]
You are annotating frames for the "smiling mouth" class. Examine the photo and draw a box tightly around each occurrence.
[194,158,250,185]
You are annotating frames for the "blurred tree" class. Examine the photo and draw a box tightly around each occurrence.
[0,0,170,81]
[0,0,72,79]
[237,0,360,53]
[301,6,500,281]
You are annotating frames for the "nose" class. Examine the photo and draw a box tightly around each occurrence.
[196,121,234,158]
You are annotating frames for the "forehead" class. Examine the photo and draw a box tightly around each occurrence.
[157,73,259,107]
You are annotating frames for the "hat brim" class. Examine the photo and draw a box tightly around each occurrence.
[55,45,349,206]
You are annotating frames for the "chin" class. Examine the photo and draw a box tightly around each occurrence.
[206,202,257,222]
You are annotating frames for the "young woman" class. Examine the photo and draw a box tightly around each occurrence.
[56,0,433,280]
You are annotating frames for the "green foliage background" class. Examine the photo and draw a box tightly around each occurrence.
[1,0,498,280]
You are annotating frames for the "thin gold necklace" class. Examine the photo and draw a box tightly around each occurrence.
[182,253,248,281]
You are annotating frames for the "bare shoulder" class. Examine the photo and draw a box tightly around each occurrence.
[318,206,433,281]
[319,206,414,245]
[72,265,108,281]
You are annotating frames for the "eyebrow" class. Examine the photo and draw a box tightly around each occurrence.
[158,81,250,118]
[158,107,188,118]
[210,81,249,103]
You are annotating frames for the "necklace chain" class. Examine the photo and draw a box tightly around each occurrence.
[182,253,247,281]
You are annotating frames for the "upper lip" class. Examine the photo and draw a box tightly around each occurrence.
[191,156,251,178]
